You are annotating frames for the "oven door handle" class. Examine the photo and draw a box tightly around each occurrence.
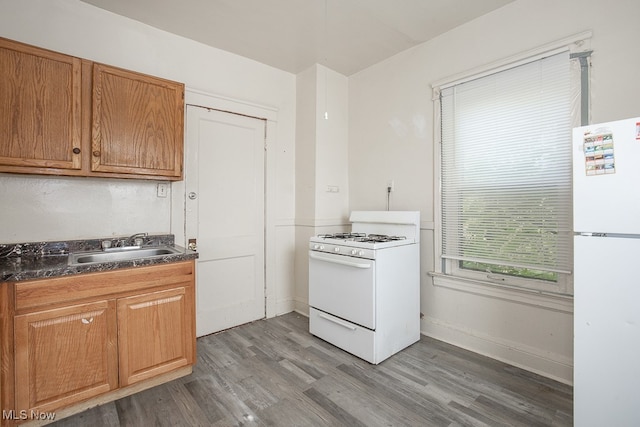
[318,313,357,331]
[309,251,372,269]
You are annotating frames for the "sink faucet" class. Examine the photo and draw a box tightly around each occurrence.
[128,232,148,247]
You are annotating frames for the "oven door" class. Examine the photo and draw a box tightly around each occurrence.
[308,250,376,329]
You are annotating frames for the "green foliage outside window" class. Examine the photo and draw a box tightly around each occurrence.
[461,261,557,282]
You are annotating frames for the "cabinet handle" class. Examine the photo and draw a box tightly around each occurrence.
[72,147,81,154]
[81,317,94,324]
[92,151,101,157]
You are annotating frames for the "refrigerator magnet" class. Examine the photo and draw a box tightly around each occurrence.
[584,131,615,175]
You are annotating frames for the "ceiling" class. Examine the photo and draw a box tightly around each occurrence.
[80,0,515,76]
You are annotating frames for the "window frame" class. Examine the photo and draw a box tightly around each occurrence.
[432,31,593,297]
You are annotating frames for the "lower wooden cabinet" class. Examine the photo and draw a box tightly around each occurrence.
[14,300,117,413]
[117,286,194,386]
[3,261,195,425]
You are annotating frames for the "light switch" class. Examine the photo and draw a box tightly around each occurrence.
[157,183,169,198]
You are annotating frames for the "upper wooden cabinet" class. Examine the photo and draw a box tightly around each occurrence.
[0,38,82,171]
[0,37,184,180]
[92,64,184,178]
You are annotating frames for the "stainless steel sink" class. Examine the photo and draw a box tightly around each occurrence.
[68,246,182,265]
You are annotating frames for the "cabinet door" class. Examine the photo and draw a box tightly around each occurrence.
[14,300,117,413]
[0,37,82,171]
[91,63,184,179]
[117,286,194,386]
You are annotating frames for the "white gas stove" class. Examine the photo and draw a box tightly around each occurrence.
[308,211,420,364]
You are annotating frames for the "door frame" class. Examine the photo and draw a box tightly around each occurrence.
[171,88,279,319]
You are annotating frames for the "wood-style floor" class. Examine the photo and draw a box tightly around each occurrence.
[51,312,573,426]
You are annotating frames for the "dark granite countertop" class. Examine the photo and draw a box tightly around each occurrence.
[0,234,198,282]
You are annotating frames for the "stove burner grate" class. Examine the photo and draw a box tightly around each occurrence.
[355,234,406,243]
[317,232,366,239]
[317,232,406,243]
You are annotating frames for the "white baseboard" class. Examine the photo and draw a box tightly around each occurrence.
[275,298,296,316]
[422,316,573,385]
[293,299,310,317]
[288,303,571,384]
[292,308,309,317]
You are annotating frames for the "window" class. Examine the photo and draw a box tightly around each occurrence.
[435,42,590,296]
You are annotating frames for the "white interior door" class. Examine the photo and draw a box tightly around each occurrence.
[185,106,265,337]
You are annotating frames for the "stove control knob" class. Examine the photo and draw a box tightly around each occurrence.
[313,244,320,250]
[319,245,325,250]
[358,251,364,256]
[334,247,340,252]
[351,249,357,255]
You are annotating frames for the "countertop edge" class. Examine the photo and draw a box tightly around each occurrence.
[0,234,198,282]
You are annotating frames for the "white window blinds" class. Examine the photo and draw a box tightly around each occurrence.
[440,51,572,275]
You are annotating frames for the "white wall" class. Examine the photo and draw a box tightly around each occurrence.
[348,0,640,384]
[295,66,318,225]
[0,175,170,242]
[0,0,296,314]
[294,64,349,313]
[315,65,349,224]
[294,64,349,225]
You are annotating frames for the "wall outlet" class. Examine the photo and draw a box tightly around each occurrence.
[157,183,169,198]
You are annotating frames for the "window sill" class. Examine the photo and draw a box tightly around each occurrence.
[429,272,573,314]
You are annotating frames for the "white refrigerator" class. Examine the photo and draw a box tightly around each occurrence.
[573,117,640,426]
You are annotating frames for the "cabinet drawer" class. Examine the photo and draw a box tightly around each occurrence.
[309,307,375,363]
[15,261,194,312]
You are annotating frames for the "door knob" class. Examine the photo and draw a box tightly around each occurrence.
[188,192,197,200]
